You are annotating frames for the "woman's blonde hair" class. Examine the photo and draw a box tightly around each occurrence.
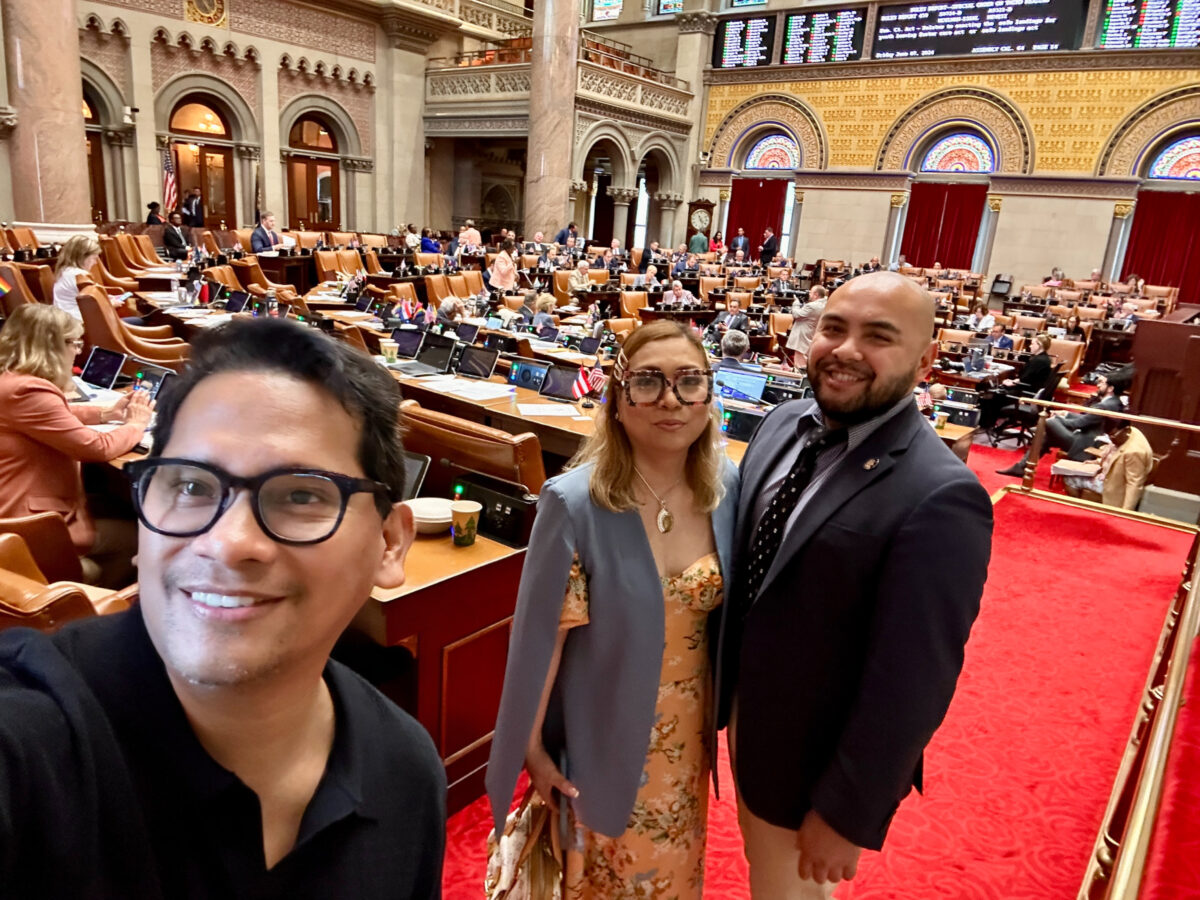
[55,234,102,275]
[535,293,556,313]
[570,320,724,514]
[0,304,82,388]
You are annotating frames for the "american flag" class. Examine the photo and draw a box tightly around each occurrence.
[586,363,607,395]
[161,148,178,213]
[571,367,591,401]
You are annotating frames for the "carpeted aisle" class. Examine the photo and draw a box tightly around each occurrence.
[442,488,1193,900]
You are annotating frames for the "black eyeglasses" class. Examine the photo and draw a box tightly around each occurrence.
[125,458,394,546]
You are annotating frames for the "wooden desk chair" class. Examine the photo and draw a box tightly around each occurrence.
[698,276,724,302]
[0,262,40,315]
[587,269,610,286]
[338,248,365,277]
[424,274,450,305]
[937,328,975,345]
[1014,314,1045,332]
[398,400,546,495]
[230,259,297,298]
[553,269,572,306]
[77,287,189,371]
[621,291,646,321]
[447,274,472,300]
[619,272,638,287]
[389,282,419,307]
[463,269,485,295]
[0,513,83,583]
[314,250,343,282]
[734,276,761,291]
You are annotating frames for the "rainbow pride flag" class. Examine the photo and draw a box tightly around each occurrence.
[0,275,10,296]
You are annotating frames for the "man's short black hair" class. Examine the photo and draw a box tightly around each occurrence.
[150,318,405,514]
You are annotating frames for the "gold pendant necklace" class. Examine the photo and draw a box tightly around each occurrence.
[633,467,683,534]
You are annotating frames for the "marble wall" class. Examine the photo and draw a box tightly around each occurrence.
[792,189,892,265]
[988,195,1116,291]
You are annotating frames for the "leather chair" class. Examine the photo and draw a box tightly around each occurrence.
[630,248,643,271]
[0,532,46,581]
[620,291,646,321]
[698,263,721,276]
[768,312,794,338]
[365,249,385,275]
[698,276,724,302]
[460,269,482,295]
[338,249,364,276]
[552,270,572,307]
[1014,315,1046,332]
[288,231,322,250]
[329,231,356,247]
[587,268,610,285]
[1046,304,1073,319]
[116,234,167,271]
[415,252,441,267]
[0,512,83,583]
[134,234,167,265]
[425,274,450,304]
[388,282,419,306]
[314,250,344,282]
[1074,280,1100,292]
[502,296,525,312]
[520,254,539,269]
[0,262,40,316]
[230,258,297,298]
[734,276,761,291]
[88,259,137,293]
[99,236,144,279]
[1076,305,1105,321]
[234,229,255,252]
[725,290,752,309]
[619,272,638,287]
[937,328,976,346]
[606,318,637,342]
[398,399,546,496]
[333,322,370,354]
[447,274,471,299]
[15,262,54,304]
[200,230,223,257]
[5,226,39,250]
[1048,338,1086,382]
[203,265,242,293]
[1056,290,1083,304]
[77,286,190,371]
[359,233,388,249]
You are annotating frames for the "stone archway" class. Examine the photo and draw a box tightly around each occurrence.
[707,94,827,171]
[1096,86,1200,177]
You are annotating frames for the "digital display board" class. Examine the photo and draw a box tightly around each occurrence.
[873,0,1085,58]
[1099,0,1200,48]
[782,8,867,63]
[713,16,778,67]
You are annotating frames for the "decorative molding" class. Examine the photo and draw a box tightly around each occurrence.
[232,0,375,63]
[1113,202,1135,218]
[677,11,718,35]
[235,143,261,161]
[427,66,530,99]
[577,62,692,123]
[794,189,805,203]
[574,97,691,137]
[156,133,171,150]
[653,191,684,208]
[703,49,1200,86]
[698,168,735,188]
[569,179,587,200]
[343,156,374,172]
[876,88,1033,174]
[890,193,907,208]
[607,186,639,205]
[424,115,530,136]
[103,126,135,146]
[381,10,444,54]
[278,55,374,88]
[460,0,533,37]
[1096,85,1200,177]
[0,105,17,139]
[707,93,828,170]
[987,195,1003,212]
[988,173,1142,200]
[790,169,914,191]
[719,188,730,201]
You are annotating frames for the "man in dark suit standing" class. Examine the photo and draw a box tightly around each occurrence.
[730,227,750,255]
[181,187,203,227]
[161,211,191,261]
[723,271,993,897]
[251,211,282,253]
[759,227,779,267]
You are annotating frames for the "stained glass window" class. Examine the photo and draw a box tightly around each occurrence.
[658,0,683,12]
[730,0,767,6]
[1148,136,1200,180]
[745,134,800,169]
[593,0,622,20]
[920,133,995,173]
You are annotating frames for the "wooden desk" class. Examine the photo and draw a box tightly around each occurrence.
[353,532,524,814]
[258,254,315,293]
[640,307,719,325]
[935,422,977,461]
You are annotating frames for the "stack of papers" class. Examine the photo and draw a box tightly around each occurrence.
[516,403,580,417]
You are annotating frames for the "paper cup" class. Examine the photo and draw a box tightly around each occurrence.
[379,339,399,363]
[935,411,950,430]
[451,500,482,546]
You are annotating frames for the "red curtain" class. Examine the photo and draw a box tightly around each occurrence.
[726,177,788,254]
[1122,189,1200,305]
[900,182,988,270]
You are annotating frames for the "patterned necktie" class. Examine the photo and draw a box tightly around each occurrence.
[744,428,846,602]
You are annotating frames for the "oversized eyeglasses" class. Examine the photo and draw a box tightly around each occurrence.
[620,368,713,407]
[125,458,393,546]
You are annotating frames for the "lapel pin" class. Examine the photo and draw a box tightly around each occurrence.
[863,458,879,470]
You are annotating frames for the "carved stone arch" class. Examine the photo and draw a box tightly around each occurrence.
[279,94,363,157]
[575,121,635,188]
[1096,86,1200,177]
[877,88,1032,174]
[634,132,681,194]
[708,94,827,170]
[82,12,105,31]
[80,59,125,125]
[155,72,259,144]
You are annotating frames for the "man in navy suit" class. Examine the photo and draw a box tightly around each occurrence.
[251,212,282,253]
[730,227,750,255]
[986,324,1014,350]
[553,222,577,246]
[722,271,993,897]
[181,188,203,227]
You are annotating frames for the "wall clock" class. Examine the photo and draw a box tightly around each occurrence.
[186,0,228,28]
[685,199,715,240]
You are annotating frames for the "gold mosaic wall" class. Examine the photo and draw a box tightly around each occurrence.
[705,68,1200,173]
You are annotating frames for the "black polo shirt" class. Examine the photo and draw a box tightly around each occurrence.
[0,609,445,899]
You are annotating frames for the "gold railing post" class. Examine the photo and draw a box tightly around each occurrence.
[1023,408,1048,489]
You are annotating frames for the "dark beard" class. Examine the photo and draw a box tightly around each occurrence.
[811,361,919,426]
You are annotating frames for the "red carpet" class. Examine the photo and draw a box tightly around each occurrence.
[1141,636,1200,900]
[443,492,1193,899]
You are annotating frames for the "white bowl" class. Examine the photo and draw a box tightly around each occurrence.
[404,497,453,534]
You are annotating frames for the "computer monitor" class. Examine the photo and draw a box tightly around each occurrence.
[507,358,551,391]
[485,315,504,330]
[578,336,601,356]
[80,347,127,390]
[354,292,373,312]
[455,322,481,344]
[390,328,424,359]
[456,345,500,379]
[224,291,250,313]
[539,365,582,402]
[537,326,559,343]
[714,368,768,404]
[414,333,454,374]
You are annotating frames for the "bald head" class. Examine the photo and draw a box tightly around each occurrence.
[830,271,935,328]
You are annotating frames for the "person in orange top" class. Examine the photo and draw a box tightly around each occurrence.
[488,238,519,293]
[0,305,154,586]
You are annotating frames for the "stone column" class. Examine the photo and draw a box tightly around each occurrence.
[675,10,718,209]
[3,0,92,231]
[717,187,731,235]
[788,187,804,259]
[1103,201,1135,282]
[883,192,908,264]
[103,127,134,221]
[608,186,637,246]
[382,11,441,227]
[525,0,580,238]
[236,143,260,228]
[972,194,1002,275]
[655,192,682,247]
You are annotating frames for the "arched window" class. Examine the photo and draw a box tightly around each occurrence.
[286,113,341,230]
[920,132,995,173]
[592,0,622,20]
[1147,135,1200,180]
[168,95,236,226]
[82,84,106,223]
[744,134,800,169]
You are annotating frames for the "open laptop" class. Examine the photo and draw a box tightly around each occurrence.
[538,364,583,402]
[714,368,768,404]
[391,332,455,376]
[80,347,127,391]
[389,328,425,360]
[537,325,560,343]
[507,358,551,392]
[485,315,505,331]
[578,336,601,356]
[126,360,176,401]
[455,345,500,379]
[224,291,251,313]
[455,322,481,345]
[400,452,431,502]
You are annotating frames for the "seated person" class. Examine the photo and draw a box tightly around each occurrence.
[161,210,191,261]
[53,234,142,325]
[660,280,697,307]
[639,241,664,272]
[568,260,592,295]
[717,328,751,370]
[0,305,153,586]
[770,269,795,295]
[671,253,696,278]
[1043,267,1065,287]
[437,296,465,326]
[557,235,580,265]
[724,248,749,270]
[602,249,623,275]
[1062,314,1087,339]
[713,297,749,333]
[250,211,284,253]
[526,231,548,253]
[532,294,557,331]
[669,243,688,266]
[609,238,624,260]
[986,323,1014,350]
[535,246,554,268]
[917,381,948,415]
[633,265,660,289]
[145,201,168,226]
[419,228,440,254]
[1063,418,1153,509]
[966,301,995,331]
[0,318,445,897]
[861,256,883,273]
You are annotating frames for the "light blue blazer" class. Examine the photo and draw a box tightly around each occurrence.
[487,459,740,837]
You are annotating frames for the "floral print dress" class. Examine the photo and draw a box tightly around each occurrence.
[559,551,724,900]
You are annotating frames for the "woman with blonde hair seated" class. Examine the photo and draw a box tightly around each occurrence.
[488,320,739,899]
[532,293,557,331]
[53,234,142,324]
[0,305,154,586]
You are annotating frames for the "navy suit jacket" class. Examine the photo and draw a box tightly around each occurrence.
[721,399,993,850]
[730,235,750,253]
[250,226,279,254]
